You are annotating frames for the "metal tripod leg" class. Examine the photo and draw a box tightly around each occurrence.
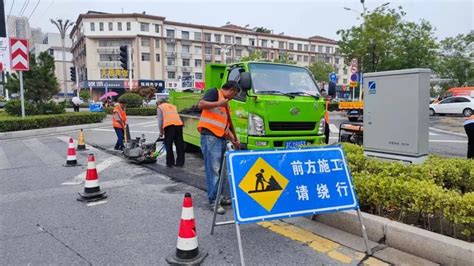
[211,156,227,235]
[357,208,372,255]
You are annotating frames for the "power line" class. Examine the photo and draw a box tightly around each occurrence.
[31,0,52,24]
[27,0,40,19]
[18,0,29,17]
[7,0,14,17]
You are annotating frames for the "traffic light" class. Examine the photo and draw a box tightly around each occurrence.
[119,45,129,70]
[70,67,76,82]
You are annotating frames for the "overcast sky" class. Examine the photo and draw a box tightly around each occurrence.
[5,0,474,41]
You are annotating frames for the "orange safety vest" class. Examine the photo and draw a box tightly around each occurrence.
[197,89,229,138]
[159,103,183,128]
[112,105,127,128]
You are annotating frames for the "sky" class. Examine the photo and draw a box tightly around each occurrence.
[4,0,474,41]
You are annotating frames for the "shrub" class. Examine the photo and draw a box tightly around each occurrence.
[36,101,66,114]
[79,89,90,102]
[0,112,106,132]
[5,99,38,116]
[104,106,156,116]
[118,93,143,108]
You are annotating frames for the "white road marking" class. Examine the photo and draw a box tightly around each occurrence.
[429,132,439,136]
[329,124,339,133]
[0,146,11,170]
[61,156,122,185]
[128,121,156,127]
[91,128,159,135]
[429,127,467,137]
[87,200,107,207]
[22,138,63,165]
[143,123,158,128]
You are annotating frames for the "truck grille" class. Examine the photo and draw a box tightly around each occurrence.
[269,122,316,131]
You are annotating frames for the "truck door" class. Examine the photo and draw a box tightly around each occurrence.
[227,66,248,146]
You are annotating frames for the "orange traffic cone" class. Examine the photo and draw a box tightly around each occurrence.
[64,137,80,167]
[77,129,87,150]
[166,193,207,265]
[77,154,107,202]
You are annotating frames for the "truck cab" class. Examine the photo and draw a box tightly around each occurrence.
[170,61,327,150]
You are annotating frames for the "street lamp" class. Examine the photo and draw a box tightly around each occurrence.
[50,18,74,101]
[215,43,236,63]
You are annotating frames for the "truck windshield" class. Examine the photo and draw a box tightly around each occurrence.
[248,63,320,96]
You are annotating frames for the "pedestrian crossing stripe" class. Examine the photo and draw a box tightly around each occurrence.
[238,157,289,212]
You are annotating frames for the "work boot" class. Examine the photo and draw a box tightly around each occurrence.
[210,203,225,215]
[220,196,232,206]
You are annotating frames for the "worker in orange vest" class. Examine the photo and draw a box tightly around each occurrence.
[197,81,241,215]
[464,114,474,159]
[157,98,185,167]
[112,99,128,150]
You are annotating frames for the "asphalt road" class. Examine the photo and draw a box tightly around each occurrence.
[0,134,366,265]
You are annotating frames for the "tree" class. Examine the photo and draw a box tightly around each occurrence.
[254,27,272,33]
[436,33,473,86]
[273,53,297,64]
[79,89,90,102]
[5,51,59,105]
[337,5,438,73]
[308,61,335,83]
[240,50,264,61]
[132,86,156,103]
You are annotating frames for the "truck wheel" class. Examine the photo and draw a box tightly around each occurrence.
[348,117,358,122]
[429,108,436,116]
[463,108,473,117]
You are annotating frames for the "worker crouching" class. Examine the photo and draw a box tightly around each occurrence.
[157,99,185,167]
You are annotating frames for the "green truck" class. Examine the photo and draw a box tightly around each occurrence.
[169,61,327,150]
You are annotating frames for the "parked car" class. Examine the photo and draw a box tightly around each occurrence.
[429,96,474,117]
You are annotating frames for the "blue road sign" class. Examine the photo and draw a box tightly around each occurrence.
[368,81,376,94]
[329,72,337,83]
[226,146,359,224]
[350,73,358,82]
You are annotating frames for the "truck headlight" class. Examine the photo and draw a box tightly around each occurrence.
[318,118,326,135]
[248,113,265,136]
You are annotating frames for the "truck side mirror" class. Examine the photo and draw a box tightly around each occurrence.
[328,81,336,98]
[239,72,252,91]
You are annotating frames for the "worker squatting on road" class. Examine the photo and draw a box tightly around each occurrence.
[112,99,128,150]
[464,114,474,159]
[157,99,185,167]
[197,81,241,215]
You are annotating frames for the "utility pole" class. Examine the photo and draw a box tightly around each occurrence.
[50,19,74,101]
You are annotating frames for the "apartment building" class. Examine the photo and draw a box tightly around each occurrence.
[70,11,349,94]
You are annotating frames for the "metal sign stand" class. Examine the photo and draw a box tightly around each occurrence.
[210,155,246,266]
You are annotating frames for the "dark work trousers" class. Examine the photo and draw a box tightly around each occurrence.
[465,123,474,159]
[164,125,185,166]
[73,104,80,112]
[114,127,124,150]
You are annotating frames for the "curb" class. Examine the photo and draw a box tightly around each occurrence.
[313,211,473,265]
[0,122,110,140]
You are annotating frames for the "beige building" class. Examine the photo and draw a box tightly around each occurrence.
[70,11,350,92]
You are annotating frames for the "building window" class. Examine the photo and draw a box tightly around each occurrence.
[155,38,160,48]
[194,46,201,54]
[343,68,348,75]
[288,54,294,60]
[126,22,131,31]
[182,59,190,66]
[140,23,149,32]
[90,22,95,31]
[182,72,191,77]
[141,38,150,47]
[194,32,202,41]
[310,45,316,52]
[99,22,104,31]
[118,22,122,31]
[326,46,331,53]
[278,41,284,49]
[289,43,294,50]
[204,33,211,42]
[343,78,347,84]
[261,40,267,47]
[303,55,309,62]
[195,59,202,67]
[214,34,221,42]
[167,29,175,38]
[310,56,316,62]
[155,24,160,33]
[297,55,302,61]
[205,60,211,65]
[224,35,232,43]
[318,46,323,52]
[108,22,113,31]
[167,58,175,66]
[168,72,176,79]
[249,38,255,46]
[141,52,150,61]
[182,45,190,53]
[304,44,309,51]
[195,73,203,80]
[204,47,212,55]
[335,57,339,64]
[297,44,302,51]
[156,53,160,62]
[236,37,242,45]
[215,48,221,55]
[167,44,175,52]
[262,52,268,59]
[182,31,189,40]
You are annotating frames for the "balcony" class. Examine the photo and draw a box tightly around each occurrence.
[181,66,192,72]
[97,47,120,54]
[166,65,177,71]
[98,61,121,68]
[181,53,191,59]
[166,38,176,44]
[204,54,212,60]
[166,52,177,57]
[181,39,192,45]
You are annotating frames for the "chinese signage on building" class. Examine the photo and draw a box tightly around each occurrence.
[100,68,129,79]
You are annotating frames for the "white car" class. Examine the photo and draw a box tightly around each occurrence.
[429,96,474,117]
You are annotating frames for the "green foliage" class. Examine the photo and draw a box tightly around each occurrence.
[309,61,335,83]
[337,5,438,73]
[118,92,143,108]
[240,50,264,62]
[0,112,106,132]
[436,33,474,86]
[5,51,60,105]
[5,99,65,116]
[273,53,297,64]
[132,86,156,102]
[104,107,156,116]
[342,143,474,240]
[254,27,272,33]
[79,89,90,102]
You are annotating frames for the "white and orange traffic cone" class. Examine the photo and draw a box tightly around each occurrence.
[77,154,107,202]
[64,137,80,167]
[166,193,207,265]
